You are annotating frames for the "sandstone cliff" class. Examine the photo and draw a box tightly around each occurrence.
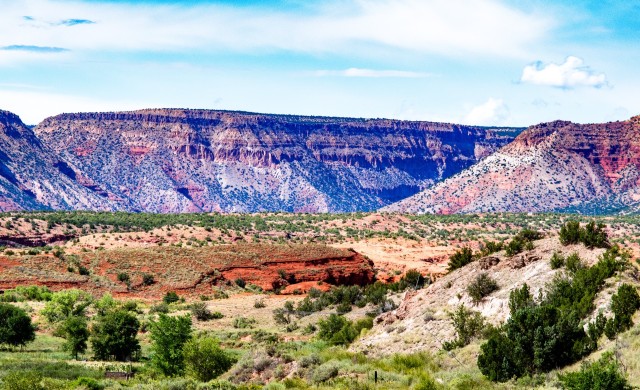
[386,116,640,214]
[33,109,520,212]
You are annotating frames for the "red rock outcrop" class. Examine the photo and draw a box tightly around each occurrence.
[0,243,375,298]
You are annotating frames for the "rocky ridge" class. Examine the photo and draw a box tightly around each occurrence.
[31,109,520,213]
[386,116,640,214]
[0,110,116,212]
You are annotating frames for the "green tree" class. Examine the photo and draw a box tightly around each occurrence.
[61,316,89,359]
[0,303,36,348]
[91,309,140,361]
[183,337,235,382]
[93,293,117,316]
[41,289,92,324]
[607,283,640,336]
[150,314,192,376]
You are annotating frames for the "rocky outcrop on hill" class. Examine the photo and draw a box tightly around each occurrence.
[351,238,610,356]
[386,116,640,214]
[0,244,375,297]
[0,110,116,212]
[33,109,520,212]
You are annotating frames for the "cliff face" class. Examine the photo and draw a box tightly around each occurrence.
[33,109,520,212]
[0,110,116,212]
[386,116,640,214]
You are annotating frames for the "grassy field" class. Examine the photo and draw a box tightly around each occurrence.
[1,212,640,389]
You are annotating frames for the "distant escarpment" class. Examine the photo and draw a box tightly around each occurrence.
[33,109,520,213]
[386,116,640,214]
[0,110,116,212]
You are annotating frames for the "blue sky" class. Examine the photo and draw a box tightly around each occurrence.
[0,0,638,126]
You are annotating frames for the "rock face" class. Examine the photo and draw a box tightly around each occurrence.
[386,116,640,214]
[0,110,116,212]
[33,109,520,212]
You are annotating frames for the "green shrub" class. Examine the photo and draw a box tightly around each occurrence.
[559,220,582,245]
[559,220,610,249]
[142,273,155,286]
[478,248,627,382]
[442,305,485,350]
[233,317,255,329]
[183,337,236,382]
[606,283,640,337]
[311,362,340,383]
[480,241,504,257]
[1,371,44,390]
[558,352,632,390]
[550,251,566,269]
[190,302,214,321]
[149,302,169,314]
[467,273,499,304]
[117,272,130,284]
[447,247,474,272]
[234,278,246,288]
[163,291,180,304]
[565,253,584,273]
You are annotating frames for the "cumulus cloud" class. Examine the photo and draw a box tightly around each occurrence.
[521,56,607,89]
[464,98,510,125]
[0,0,554,62]
[313,68,430,78]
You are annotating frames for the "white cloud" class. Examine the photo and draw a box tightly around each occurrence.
[0,0,554,64]
[313,68,430,78]
[521,56,607,89]
[463,98,510,125]
[0,89,143,124]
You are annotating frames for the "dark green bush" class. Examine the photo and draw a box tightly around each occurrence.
[565,253,584,273]
[467,273,499,304]
[478,248,628,382]
[550,252,566,269]
[0,303,36,348]
[605,283,640,337]
[559,220,610,249]
[163,291,180,304]
[480,241,504,257]
[560,221,582,245]
[447,247,474,271]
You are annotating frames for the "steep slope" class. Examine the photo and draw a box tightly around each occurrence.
[352,237,613,356]
[386,116,640,214]
[0,110,116,212]
[34,109,520,213]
